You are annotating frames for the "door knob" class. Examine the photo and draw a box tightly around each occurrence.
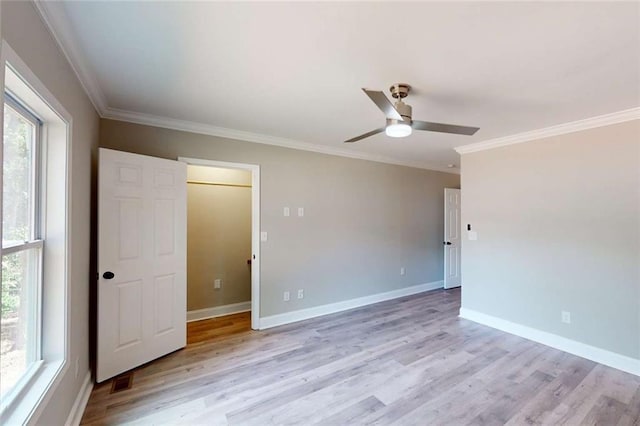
[103,271,115,279]
[444,242,452,245]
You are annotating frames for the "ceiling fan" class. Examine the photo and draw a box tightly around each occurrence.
[345,83,479,143]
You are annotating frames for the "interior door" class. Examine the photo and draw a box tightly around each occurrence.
[444,188,461,289]
[97,148,187,383]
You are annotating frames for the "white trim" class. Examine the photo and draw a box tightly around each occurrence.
[64,371,92,426]
[10,0,458,177]
[260,281,444,330]
[187,301,251,323]
[1,40,74,425]
[455,107,640,154]
[459,307,640,377]
[0,360,65,425]
[32,0,108,114]
[31,0,640,171]
[1,41,72,124]
[113,108,457,174]
[0,360,44,415]
[178,157,261,330]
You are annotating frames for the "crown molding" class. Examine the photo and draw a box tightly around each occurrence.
[33,0,637,172]
[102,106,459,174]
[33,0,108,114]
[30,0,457,174]
[455,107,640,155]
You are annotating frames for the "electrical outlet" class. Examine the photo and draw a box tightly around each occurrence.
[283,291,290,302]
[561,311,571,324]
[297,289,304,299]
[214,279,222,289]
[284,207,290,217]
[298,207,304,217]
[400,267,405,276]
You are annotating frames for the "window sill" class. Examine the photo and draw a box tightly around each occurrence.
[0,359,65,425]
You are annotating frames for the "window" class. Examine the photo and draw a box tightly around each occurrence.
[0,47,70,425]
[0,94,43,404]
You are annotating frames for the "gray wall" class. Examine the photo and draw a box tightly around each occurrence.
[187,166,252,311]
[460,120,640,359]
[1,1,100,423]
[100,119,460,317]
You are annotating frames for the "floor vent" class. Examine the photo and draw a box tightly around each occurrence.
[110,373,134,394]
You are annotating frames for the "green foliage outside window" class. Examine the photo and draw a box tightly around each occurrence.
[2,105,32,320]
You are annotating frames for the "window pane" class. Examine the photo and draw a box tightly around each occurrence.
[0,248,40,400]
[3,103,36,246]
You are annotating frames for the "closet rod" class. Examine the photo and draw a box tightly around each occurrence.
[187,180,252,188]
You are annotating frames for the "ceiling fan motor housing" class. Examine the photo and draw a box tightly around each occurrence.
[394,100,412,121]
[390,83,411,99]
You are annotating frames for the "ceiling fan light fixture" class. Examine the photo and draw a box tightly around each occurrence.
[385,121,412,138]
[344,83,479,143]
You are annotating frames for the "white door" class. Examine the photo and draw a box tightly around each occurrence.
[97,148,187,383]
[444,188,461,289]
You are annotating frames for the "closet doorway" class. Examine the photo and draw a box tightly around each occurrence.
[179,158,261,330]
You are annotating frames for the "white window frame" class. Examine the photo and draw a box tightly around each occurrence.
[1,92,45,410]
[0,41,72,425]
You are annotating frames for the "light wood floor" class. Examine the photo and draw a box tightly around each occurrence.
[80,289,640,425]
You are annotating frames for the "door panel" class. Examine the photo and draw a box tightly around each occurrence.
[154,199,175,255]
[118,198,142,260]
[154,274,176,335]
[98,148,187,382]
[116,280,143,348]
[444,188,461,289]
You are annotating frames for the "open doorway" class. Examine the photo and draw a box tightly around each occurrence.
[179,158,261,330]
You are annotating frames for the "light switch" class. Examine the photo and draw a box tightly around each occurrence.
[283,207,290,217]
[298,207,304,217]
[468,231,478,241]
[261,231,268,242]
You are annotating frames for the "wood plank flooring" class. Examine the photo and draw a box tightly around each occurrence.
[80,289,640,425]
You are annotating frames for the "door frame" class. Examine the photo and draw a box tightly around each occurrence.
[178,157,261,330]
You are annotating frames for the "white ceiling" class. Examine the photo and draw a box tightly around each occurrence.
[43,1,640,171]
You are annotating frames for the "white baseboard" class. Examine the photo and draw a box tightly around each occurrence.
[459,308,640,377]
[64,371,93,426]
[259,281,444,330]
[187,301,251,322]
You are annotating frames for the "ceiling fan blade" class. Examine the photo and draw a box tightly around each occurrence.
[344,128,385,143]
[412,120,479,135]
[362,89,403,120]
